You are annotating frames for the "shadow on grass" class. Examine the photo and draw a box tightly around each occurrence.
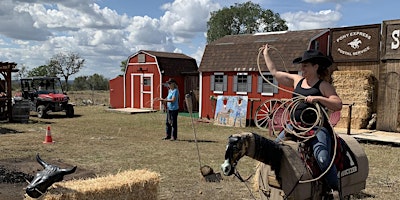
[44,114,83,119]
[0,127,22,134]
[179,139,218,143]
[351,191,375,199]
[356,139,400,147]
[28,114,83,119]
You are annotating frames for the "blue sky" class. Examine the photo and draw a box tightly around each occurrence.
[0,0,398,79]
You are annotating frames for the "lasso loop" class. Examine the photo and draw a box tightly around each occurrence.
[256,46,338,183]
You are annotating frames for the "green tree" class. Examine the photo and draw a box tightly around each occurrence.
[120,59,127,74]
[48,52,85,91]
[72,76,89,91]
[206,1,288,43]
[87,73,109,90]
[27,65,57,77]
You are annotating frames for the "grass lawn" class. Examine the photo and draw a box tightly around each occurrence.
[0,103,399,199]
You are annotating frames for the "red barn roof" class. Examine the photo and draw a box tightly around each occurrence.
[199,29,329,72]
[138,50,198,76]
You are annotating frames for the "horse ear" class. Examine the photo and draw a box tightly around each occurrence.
[60,166,77,175]
[36,154,49,168]
[228,136,239,144]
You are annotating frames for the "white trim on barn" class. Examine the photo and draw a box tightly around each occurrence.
[131,73,154,109]
[199,72,203,119]
[153,55,163,111]
[124,71,126,108]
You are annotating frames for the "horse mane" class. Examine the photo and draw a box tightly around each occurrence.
[251,133,282,176]
[224,132,283,178]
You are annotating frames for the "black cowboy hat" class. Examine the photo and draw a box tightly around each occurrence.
[166,78,177,84]
[293,49,332,69]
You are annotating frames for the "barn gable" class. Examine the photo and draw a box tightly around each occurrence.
[110,50,198,111]
[199,29,329,73]
[198,29,330,123]
[133,50,198,76]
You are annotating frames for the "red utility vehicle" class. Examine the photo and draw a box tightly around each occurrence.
[20,77,74,118]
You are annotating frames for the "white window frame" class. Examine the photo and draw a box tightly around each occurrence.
[211,72,227,94]
[138,54,145,63]
[258,73,278,96]
[234,72,251,95]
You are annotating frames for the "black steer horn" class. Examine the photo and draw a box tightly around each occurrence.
[26,154,77,198]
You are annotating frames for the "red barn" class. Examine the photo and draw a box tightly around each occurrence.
[198,29,330,124]
[109,50,198,111]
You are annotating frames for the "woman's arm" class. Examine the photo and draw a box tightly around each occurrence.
[304,81,343,111]
[161,90,177,103]
[263,44,302,88]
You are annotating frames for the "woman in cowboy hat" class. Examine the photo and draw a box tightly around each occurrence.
[262,44,342,198]
[160,78,180,141]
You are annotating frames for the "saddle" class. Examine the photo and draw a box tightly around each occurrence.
[281,124,358,182]
[256,131,368,200]
[298,133,344,178]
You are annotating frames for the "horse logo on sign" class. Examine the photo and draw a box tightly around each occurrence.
[348,38,362,49]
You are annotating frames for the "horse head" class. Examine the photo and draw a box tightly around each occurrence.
[221,132,282,177]
[221,133,251,176]
[26,154,77,198]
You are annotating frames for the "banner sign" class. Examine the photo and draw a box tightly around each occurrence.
[382,20,400,60]
[330,24,380,62]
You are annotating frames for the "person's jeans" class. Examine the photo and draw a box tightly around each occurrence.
[309,127,338,190]
[275,125,338,190]
[166,109,178,139]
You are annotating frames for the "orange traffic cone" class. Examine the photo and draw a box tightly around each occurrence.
[43,126,54,144]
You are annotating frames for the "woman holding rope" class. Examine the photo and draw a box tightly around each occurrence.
[262,44,342,197]
[160,78,179,141]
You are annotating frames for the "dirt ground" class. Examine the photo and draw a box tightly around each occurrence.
[0,101,399,200]
[0,156,96,199]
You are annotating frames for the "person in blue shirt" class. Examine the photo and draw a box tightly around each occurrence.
[160,78,179,141]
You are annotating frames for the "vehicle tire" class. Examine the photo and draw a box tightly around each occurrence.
[66,104,74,118]
[37,105,46,118]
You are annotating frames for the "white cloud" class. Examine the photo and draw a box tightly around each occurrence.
[282,9,341,30]
[0,0,52,41]
[0,0,362,79]
[160,0,219,43]
[304,0,362,3]
[126,16,166,45]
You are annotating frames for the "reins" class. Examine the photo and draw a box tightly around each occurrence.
[233,169,257,200]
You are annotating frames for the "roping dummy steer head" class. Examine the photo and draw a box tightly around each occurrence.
[26,154,77,198]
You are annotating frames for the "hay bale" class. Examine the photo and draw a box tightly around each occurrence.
[26,170,160,200]
[332,70,376,129]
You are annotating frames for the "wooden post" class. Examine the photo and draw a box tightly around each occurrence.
[249,98,260,126]
[346,103,355,135]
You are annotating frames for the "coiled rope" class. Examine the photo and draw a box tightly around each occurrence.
[256,46,338,184]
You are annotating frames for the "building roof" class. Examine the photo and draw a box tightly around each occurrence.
[0,62,18,72]
[199,29,329,72]
[139,50,198,76]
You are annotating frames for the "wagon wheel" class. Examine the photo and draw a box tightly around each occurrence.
[254,99,284,131]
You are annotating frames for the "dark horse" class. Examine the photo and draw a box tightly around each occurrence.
[26,154,77,198]
[221,132,368,200]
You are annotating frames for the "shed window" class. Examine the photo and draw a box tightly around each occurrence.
[138,54,145,63]
[257,73,278,95]
[210,73,227,94]
[143,77,151,86]
[315,40,320,51]
[233,73,252,93]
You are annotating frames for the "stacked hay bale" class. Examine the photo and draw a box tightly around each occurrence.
[332,70,376,129]
[25,169,160,200]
